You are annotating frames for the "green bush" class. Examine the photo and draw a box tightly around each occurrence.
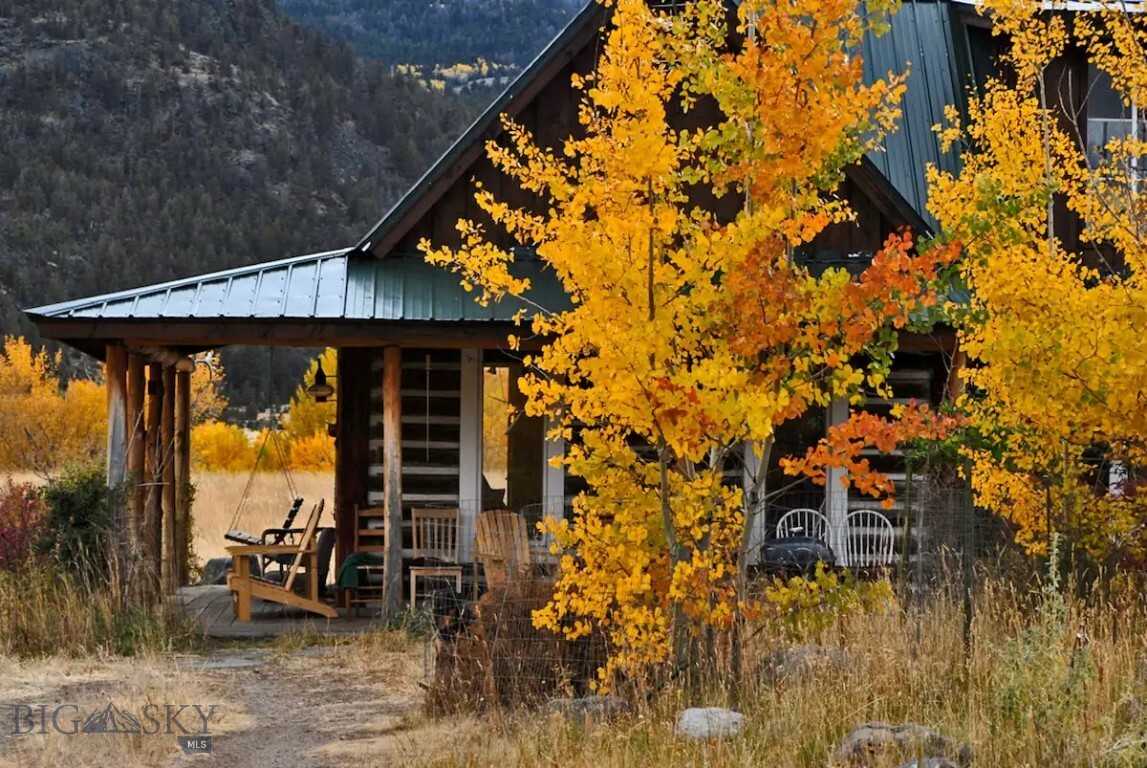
[35,464,119,584]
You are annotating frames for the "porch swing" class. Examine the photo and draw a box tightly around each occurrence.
[223,427,305,547]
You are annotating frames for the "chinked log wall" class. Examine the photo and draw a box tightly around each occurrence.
[368,348,464,553]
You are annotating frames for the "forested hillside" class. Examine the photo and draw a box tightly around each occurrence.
[278,0,584,68]
[0,0,477,407]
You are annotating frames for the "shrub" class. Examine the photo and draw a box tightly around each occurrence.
[0,480,44,571]
[36,465,117,584]
[760,563,896,642]
[0,566,178,657]
[191,420,254,471]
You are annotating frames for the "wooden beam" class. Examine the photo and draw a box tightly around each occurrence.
[144,362,164,595]
[34,319,548,351]
[161,365,176,593]
[174,368,191,587]
[126,353,146,563]
[105,345,128,488]
[382,345,404,615]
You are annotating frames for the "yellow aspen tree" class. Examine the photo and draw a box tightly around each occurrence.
[425,0,956,680]
[929,0,1147,563]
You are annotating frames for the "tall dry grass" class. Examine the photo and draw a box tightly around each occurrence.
[190,470,333,565]
[0,568,183,658]
[394,580,1147,768]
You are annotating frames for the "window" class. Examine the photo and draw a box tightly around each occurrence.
[1086,64,1147,176]
[480,360,544,511]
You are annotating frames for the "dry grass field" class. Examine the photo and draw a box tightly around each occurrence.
[191,471,334,566]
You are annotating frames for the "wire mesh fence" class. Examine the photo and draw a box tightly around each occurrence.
[410,467,1136,712]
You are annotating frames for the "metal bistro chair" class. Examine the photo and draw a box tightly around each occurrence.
[409,508,463,608]
[775,507,829,542]
[842,509,895,569]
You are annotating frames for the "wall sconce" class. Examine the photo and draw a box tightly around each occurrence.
[306,361,336,403]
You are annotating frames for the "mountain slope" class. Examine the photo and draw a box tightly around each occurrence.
[0,0,475,344]
[277,0,586,69]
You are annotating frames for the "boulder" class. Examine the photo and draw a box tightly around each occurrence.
[676,707,744,740]
[835,722,972,767]
[760,645,853,685]
[545,695,631,722]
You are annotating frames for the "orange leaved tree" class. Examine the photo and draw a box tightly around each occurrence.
[424,0,957,680]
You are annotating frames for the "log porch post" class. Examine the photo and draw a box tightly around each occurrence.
[334,348,369,574]
[174,367,191,587]
[161,365,176,592]
[126,353,146,563]
[106,345,128,488]
[382,345,403,614]
[144,362,164,594]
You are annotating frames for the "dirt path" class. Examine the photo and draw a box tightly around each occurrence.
[195,644,428,768]
[0,640,434,768]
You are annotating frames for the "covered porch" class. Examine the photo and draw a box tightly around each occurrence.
[25,247,574,615]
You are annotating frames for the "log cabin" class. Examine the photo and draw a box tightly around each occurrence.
[27,0,1104,602]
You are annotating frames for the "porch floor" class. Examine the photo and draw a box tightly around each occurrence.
[177,585,386,639]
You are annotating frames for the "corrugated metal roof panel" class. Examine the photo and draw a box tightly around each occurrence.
[27,249,568,325]
[863,0,964,232]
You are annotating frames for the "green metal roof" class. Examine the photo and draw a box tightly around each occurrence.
[26,250,568,323]
[863,0,966,233]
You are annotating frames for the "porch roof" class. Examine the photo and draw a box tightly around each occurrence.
[25,249,569,356]
[26,249,567,324]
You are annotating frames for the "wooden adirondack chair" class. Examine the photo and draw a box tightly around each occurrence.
[474,509,531,590]
[226,499,338,621]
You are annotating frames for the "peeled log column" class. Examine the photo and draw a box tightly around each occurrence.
[126,354,146,563]
[105,345,128,596]
[174,368,191,587]
[161,365,176,593]
[143,362,163,596]
[382,345,403,615]
[105,345,128,488]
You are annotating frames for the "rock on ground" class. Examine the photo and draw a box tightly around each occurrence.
[760,644,853,685]
[835,722,972,767]
[896,759,961,768]
[676,707,744,740]
[545,695,631,722]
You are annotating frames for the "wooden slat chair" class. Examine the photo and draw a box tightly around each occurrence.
[474,509,531,590]
[775,507,829,542]
[842,509,896,570]
[409,508,463,608]
[226,499,337,621]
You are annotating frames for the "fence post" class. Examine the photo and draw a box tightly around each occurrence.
[899,457,913,598]
[962,457,974,657]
